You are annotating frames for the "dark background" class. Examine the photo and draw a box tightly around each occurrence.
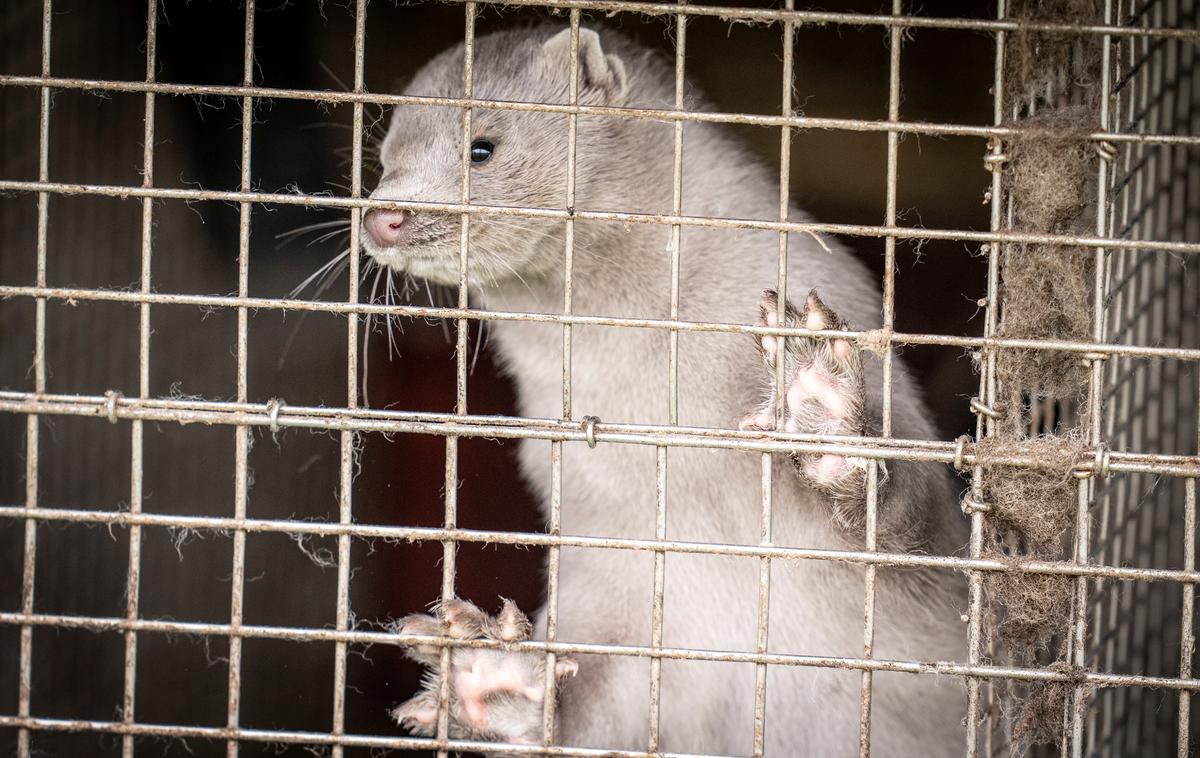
[0,1,996,755]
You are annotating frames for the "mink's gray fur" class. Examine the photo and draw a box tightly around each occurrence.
[366,26,970,756]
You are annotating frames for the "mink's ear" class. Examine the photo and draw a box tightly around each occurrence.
[542,27,628,100]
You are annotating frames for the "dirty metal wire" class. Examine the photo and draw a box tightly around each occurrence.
[963,2,1010,754]
[3,391,1196,477]
[437,0,1200,40]
[223,3,257,756]
[119,2,157,757]
[5,178,1200,256]
[330,3,368,757]
[5,504,1200,587]
[748,0,793,748]
[4,285,1200,364]
[6,73,1200,147]
[1180,480,1198,756]
[429,6,478,755]
[1067,0,1118,749]
[856,1,904,753]
[648,3,687,752]
[4,609,1200,692]
[15,2,52,757]
[539,8,581,749]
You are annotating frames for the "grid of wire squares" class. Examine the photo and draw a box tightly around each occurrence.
[0,0,1198,757]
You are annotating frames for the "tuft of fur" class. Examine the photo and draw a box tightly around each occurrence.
[997,109,1098,407]
[975,434,1088,556]
[1011,663,1092,753]
[1005,0,1103,112]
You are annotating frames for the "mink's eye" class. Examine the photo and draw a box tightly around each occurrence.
[470,139,495,164]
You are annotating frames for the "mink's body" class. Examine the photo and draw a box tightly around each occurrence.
[362,26,970,756]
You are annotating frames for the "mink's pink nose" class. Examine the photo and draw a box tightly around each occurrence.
[364,209,410,247]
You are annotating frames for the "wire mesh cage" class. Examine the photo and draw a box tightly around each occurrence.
[1082,2,1200,753]
[0,1,1198,757]
[977,1,1200,755]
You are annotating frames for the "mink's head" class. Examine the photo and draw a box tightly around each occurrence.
[363,26,648,288]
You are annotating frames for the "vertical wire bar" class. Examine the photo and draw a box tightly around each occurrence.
[542,10,582,747]
[753,5,794,754]
[1091,25,1130,727]
[560,14,579,425]
[1144,6,1170,749]
[541,439,564,745]
[858,3,903,754]
[1123,15,1149,749]
[647,443,668,753]
[121,3,158,755]
[648,7,686,752]
[17,2,52,756]
[666,9,685,431]
[226,3,256,755]
[1178,478,1196,757]
[1071,2,1115,753]
[331,3,367,755]
[752,450,773,758]
[1173,18,1198,747]
[965,3,1007,755]
[879,5,902,443]
[1100,18,1134,748]
[1126,33,1159,735]
[436,6,475,754]
[1116,25,1151,747]
[1099,22,1128,748]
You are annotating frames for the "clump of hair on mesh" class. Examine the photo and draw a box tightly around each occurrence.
[973,434,1087,658]
[995,244,1093,402]
[1010,663,1093,753]
[975,0,1110,746]
[1007,109,1097,234]
[1006,0,1103,111]
[996,107,1098,402]
[975,434,1087,555]
[987,569,1074,656]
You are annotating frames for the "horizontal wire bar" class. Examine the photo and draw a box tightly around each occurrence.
[437,0,1200,40]
[2,179,1200,256]
[1,391,1197,476]
[3,74,1200,147]
[1,503,1198,584]
[0,714,731,758]
[3,285,1200,364]
[2,610,1199,691]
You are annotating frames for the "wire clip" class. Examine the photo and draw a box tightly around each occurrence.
[960,494,991,515]
[953,434,972,471]
[1073,443,1111,480]
[969,397,1004,420]
[581,415,600,448]
[265,397,287,435]
[103,390,124,424]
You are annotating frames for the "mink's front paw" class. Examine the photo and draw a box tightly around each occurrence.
[392,598,576,750]
[742,289,880,517]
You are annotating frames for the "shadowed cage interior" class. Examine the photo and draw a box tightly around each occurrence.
[0,1,1197,757]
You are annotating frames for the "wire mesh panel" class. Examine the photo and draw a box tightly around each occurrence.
[0,1,1198,758]
[1085,0,1200,754]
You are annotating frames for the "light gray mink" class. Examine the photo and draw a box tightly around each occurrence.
[360,25,970,757]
